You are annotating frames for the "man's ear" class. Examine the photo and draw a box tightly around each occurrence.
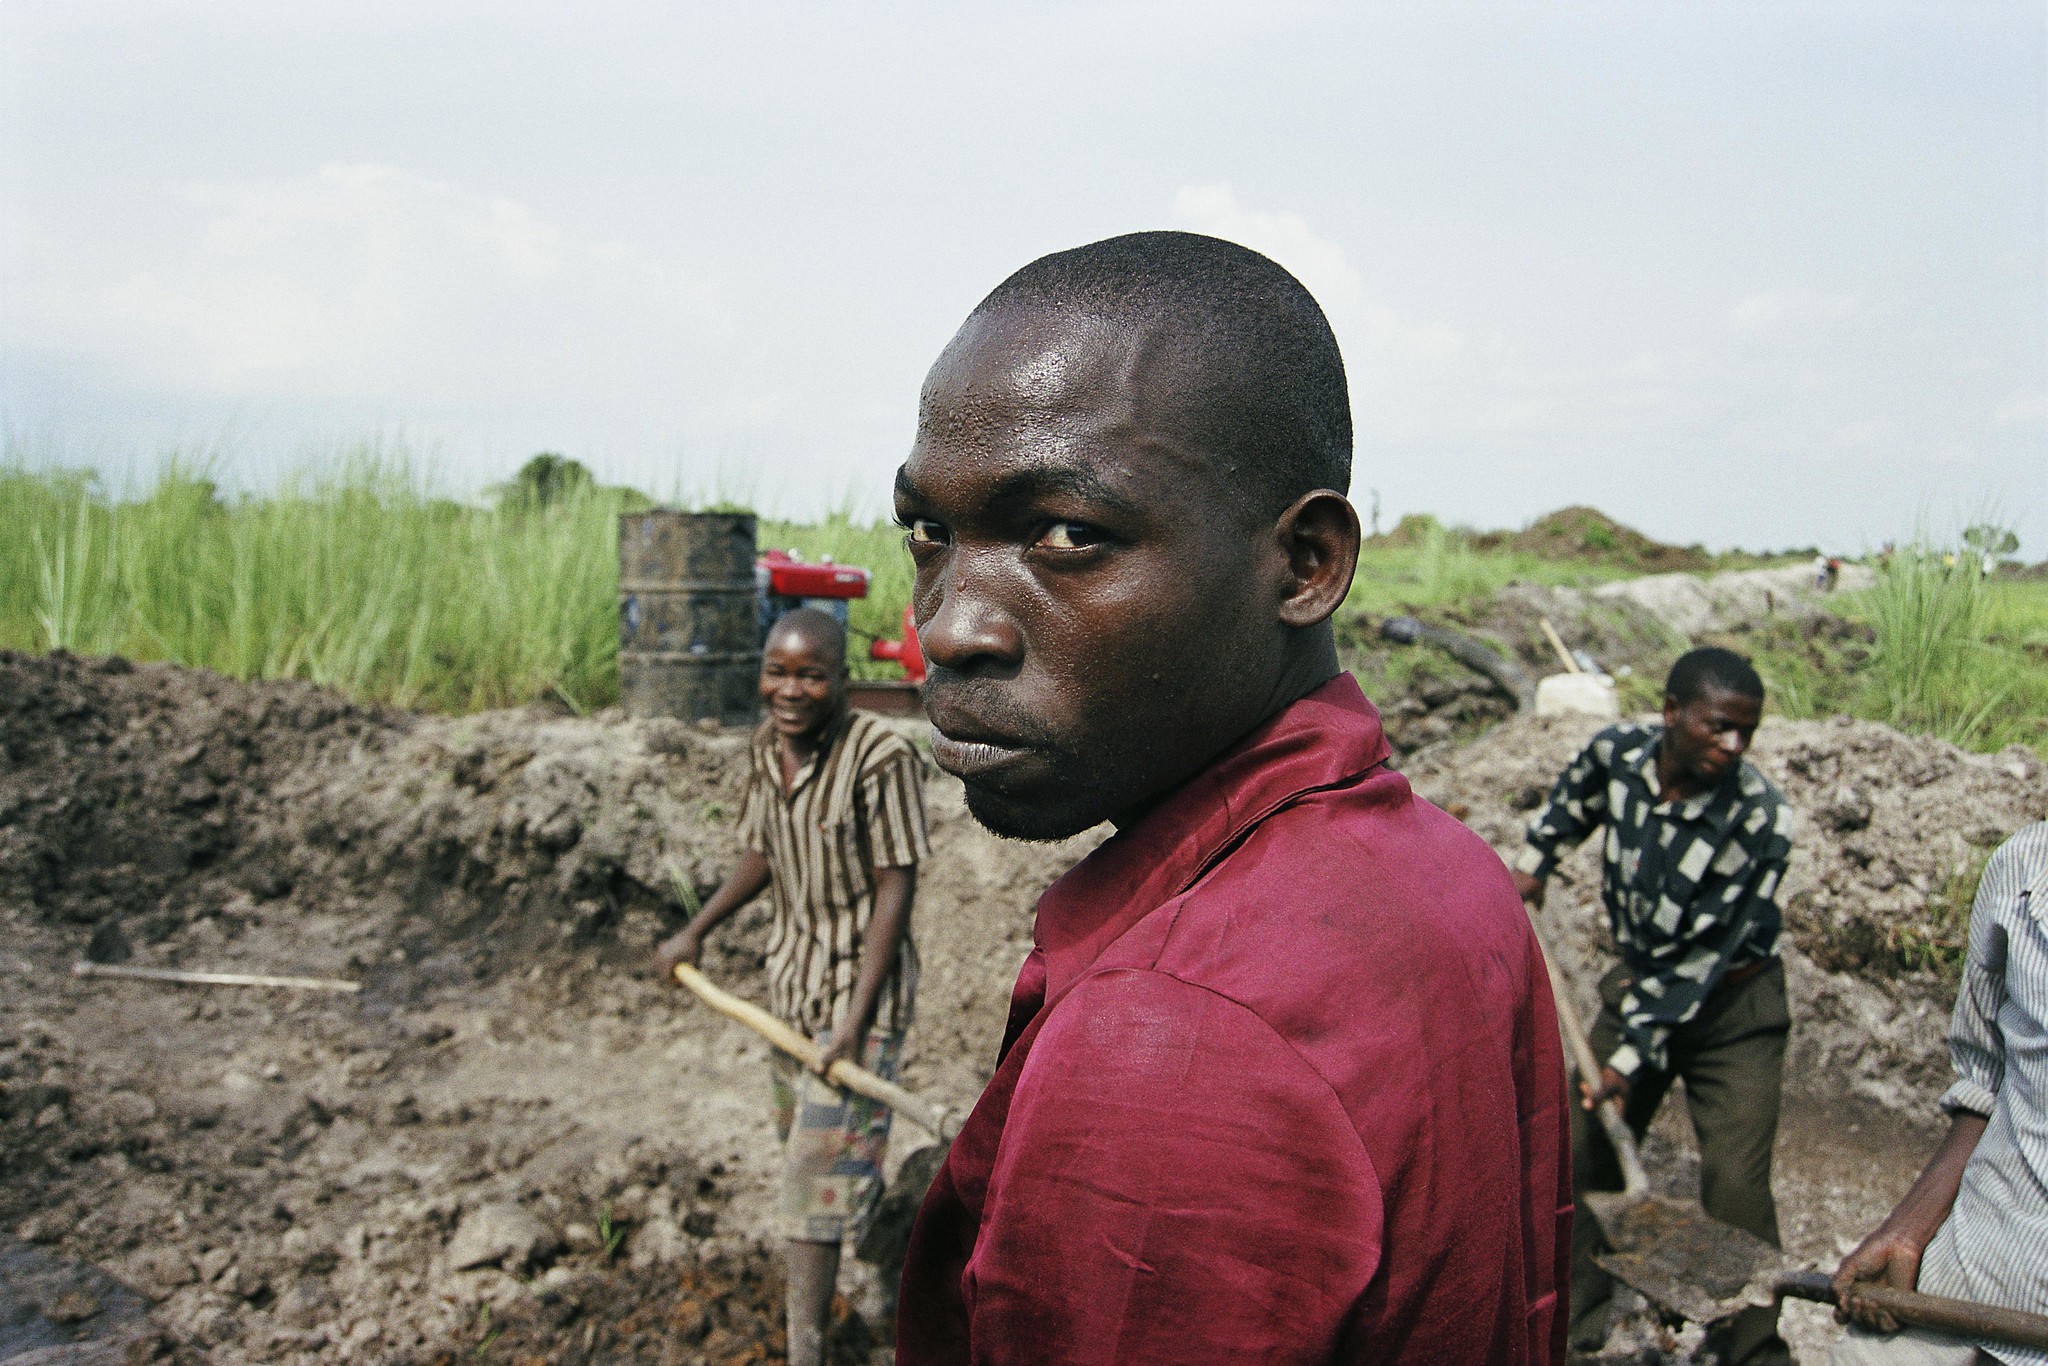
[1273,490,1361,629]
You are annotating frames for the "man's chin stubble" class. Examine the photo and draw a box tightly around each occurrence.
[960,784,1104,844]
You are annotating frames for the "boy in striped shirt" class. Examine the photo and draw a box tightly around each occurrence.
[657,608,930,1366]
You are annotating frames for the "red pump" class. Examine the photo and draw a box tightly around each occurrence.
[867,605,925,685]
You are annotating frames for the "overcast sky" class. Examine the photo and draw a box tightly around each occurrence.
[2,1,2043,552]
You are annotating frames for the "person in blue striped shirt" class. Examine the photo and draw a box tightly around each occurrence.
[1830,821,2048,1366]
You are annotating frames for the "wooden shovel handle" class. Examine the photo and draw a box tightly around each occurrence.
[673,963,956,1141]
[1776,1270,2048,1352]
[1538,945,1651,1196]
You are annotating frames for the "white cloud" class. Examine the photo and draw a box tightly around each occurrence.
[1171,182,1363,306]
[1727,288,1860,339]
[9,163,727,404]
[1991,389,2048,428]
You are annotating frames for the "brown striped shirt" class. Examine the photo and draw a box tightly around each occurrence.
[740,708,930,1037]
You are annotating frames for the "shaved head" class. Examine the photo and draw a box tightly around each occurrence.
[899,231,1362,839]
[765,607,847,672]
[961,230,1352,518]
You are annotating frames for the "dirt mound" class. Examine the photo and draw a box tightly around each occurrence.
[1340,581,1682,753]
[0,651,409,937]
[1593,563,1875,639]
[1489,506,1714,573]
[1343,565,1883,758]
[0,649,1084,1363]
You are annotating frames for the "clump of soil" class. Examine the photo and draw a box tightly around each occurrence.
[1340,580,1681,753]
[1343,565,1874,757]
[1489,506,1715,574]
[416,1250,874,1366]
[0,648,1086,1363]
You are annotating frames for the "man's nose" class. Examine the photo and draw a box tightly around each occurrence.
[916,552,1023,671]
[1718,728,1748,756]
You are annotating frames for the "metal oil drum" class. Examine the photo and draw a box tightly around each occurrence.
[618,511,760,725]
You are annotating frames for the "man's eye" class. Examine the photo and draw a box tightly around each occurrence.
[904,518,946,547]
[1038,522,1099,551]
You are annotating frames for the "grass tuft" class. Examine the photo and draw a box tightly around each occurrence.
[1859,543,2021,749]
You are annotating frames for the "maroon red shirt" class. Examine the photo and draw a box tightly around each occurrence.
[897,675,1571,1364]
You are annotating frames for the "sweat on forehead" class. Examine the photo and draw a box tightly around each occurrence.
[942,230,1354,516]
[764,608,847,666]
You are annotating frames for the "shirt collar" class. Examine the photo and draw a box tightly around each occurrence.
[1626,725,1744,832]
[1032,673,1392,1002]
[755,706,854,798]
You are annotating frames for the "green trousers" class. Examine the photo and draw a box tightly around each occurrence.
[1570,956,1791,1365]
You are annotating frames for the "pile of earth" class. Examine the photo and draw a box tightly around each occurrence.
[1343,564,1869,756]
[1483,506,1717,574]
[0,648,1087,1364]
[1369,506,1722,573]
[3,647,2043,1362]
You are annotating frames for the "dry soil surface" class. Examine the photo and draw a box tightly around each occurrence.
[3,649,2042,1363]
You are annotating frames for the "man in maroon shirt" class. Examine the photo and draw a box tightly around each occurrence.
[890,231,1570,1364]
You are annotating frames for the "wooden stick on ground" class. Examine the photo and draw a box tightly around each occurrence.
[673,962,955,1141]
[72,962,361,994]
[1539,617,1583,674]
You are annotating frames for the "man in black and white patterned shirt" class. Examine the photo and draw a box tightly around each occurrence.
[1514,646,1795,1363]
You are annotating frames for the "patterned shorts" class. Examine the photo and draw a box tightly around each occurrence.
[770,1029,903,1244]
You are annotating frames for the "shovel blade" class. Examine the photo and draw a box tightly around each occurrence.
[854,1140,950,1270]
[1586,1190,1781,1326]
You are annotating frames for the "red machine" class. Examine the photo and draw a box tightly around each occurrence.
[758,548,872,600]
[756,550,924,711]
[867,605,926,685]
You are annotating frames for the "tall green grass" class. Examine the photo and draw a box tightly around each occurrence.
[5,455,619,711]
[1853,545,2047,752]
[6,455,2044,756]
[0,453,922,711]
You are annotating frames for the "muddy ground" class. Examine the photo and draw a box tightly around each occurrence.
[1,645,2042,1363]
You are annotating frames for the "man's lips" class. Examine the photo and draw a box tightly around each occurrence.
[929,729,1042,780]
[923,678,1054,780]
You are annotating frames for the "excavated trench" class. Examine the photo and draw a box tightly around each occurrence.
[1,646,2040,1363]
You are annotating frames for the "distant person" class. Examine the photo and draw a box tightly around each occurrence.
[654,608,929,1366]
[1514,646,1795,1364]
[892,231,1570,1363]
[1829,822,2048,1365]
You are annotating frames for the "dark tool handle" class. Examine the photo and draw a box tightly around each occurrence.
[1777,1271,2048,1351]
